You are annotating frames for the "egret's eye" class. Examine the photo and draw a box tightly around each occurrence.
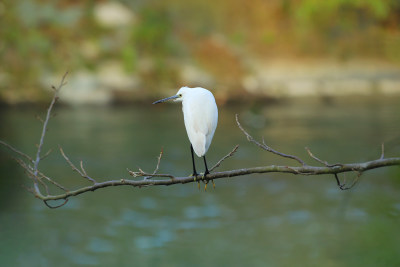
[178,94,182,97]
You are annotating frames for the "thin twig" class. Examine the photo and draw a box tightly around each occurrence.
[29,171,50,195]
[22,185,35,195]
[210,145,239,172]
[35,115,44,123]
[306,147,355,189]
[37,172,68,192]
[13,157,33,174]
[305,147,344,168]
[347,171,362,189]
[236,114,306,166]
[15,155,68,192]
[305,147,328,166]
[14,158,50,195]
[0,140,33,163]
[339,169,362,190]
[128,168,175,179]
[44,199,69,209]
[334,174,342,187]
[285,166,314,175]
[152,148,164,175]
[80,161,88,177]
[33,72,68,177]
[59,146,97,184]
[40,148,53,161]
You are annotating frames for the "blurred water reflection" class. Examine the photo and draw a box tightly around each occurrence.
[0,97,400,266]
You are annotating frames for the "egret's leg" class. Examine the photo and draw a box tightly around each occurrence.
[203,155,210,176]
[203,155,210,189]
[190,145,198,177]
[203,156,215,189]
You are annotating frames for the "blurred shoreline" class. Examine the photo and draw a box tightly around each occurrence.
[1,58,399,106]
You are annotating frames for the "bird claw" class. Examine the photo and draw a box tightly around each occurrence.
[192,173,199,181]
[205,180,215,191]
[193,173,214,191]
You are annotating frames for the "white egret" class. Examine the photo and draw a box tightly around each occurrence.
[153,86,218,177]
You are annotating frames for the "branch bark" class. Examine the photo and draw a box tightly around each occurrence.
[1,72,400,208]
[27,157,400,202]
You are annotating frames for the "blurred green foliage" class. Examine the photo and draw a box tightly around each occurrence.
[0,0,399,103]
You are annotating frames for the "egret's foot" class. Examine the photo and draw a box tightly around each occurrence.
[191,173,199,181]
[212,180,215,189]
[201,171,209,180]
[204,181,208,191]
[197,181,200,190]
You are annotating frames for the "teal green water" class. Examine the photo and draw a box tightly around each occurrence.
[1,97,400,266]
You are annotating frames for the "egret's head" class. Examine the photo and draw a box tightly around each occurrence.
[152,86,188,104]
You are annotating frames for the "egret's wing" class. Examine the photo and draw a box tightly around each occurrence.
[182,96,207,157]
[204,98,218,152]
[182,90,218,157]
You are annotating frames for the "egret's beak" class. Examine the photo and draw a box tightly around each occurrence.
[152,95,179,104]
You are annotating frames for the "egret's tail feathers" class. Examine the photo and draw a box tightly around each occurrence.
[191,134,206,157]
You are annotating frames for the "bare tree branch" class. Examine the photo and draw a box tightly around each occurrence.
[210,145,239,172]
[305,146,363,189]
[1,72,400,208]
[235,114,306,166]
[11,156,399,203]
[59,146,97,184]
[152,148,164,175]
[13,157,50,195]
[33,72,68,176]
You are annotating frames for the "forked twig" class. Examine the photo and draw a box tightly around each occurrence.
[152,148,164,175]
[14,158,50,195]
[305,147,328,166]
[236,114,306,166]
[33,72,68,176]
[80,161,88,177]
[37,172,68,192]
[59,146,97,184]
[305,146,360,190]
[210,145,239,172]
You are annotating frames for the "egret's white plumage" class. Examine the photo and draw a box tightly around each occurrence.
[153,86,218,176]
[176,87,218,157]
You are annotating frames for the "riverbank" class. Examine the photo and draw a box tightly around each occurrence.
[2,59,396,106]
